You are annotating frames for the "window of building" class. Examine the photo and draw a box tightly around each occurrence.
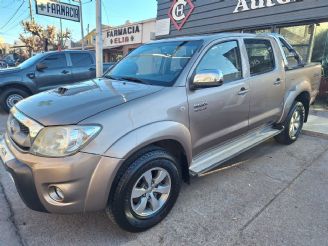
[278,25,314,61]
[70,53,93,67]
[245,39,275,76]
[312,22,328,78]
[196,41,242,82]
[42,54,67,68]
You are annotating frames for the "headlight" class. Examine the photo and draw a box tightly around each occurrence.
[31,125,101,157]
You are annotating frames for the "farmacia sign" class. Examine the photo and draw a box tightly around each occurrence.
[103,24,143,47]
[234,0,295,13]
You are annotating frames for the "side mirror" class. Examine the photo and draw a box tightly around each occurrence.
[190,69,224,90]
[36,63,47,71]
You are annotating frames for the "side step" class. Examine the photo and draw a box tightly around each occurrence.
[189,126,283,176]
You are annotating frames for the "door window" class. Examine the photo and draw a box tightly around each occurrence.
[196,41,242,82]
[245,39,275,76]
[42,54,67,68]
[70,53,93,67]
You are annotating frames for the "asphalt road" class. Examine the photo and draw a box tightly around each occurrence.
[1,109,328,246]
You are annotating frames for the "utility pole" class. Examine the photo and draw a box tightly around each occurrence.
[28,0,33,21]
[73,0,84,50]
[59,18,63,50]
[96,0,103,77]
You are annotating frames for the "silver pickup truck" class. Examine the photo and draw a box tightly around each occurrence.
[0,33,322,232]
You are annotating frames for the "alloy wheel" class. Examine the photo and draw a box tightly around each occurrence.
[130,167,171,217]
[289,109,301,140]
[6,94,24,109]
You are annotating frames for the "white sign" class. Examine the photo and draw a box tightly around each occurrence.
[156,18,171,36]
[233,0,295,13]
[36,0,80,22]
[103,24,142,48]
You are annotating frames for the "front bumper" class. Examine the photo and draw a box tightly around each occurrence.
[0,133,124,214]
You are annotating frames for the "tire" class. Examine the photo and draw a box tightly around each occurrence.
[106,147,181,232]
[275,101,305,145]
[0,88,29,113]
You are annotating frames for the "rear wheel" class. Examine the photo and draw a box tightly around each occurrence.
[0,88,29,113]
[106,148,181,232]
[275,101,305,145]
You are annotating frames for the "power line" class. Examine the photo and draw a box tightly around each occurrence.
[0,0,25,30]
[3,13,30,34]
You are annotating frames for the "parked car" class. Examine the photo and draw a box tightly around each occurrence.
[4,53,19,67]
[0,50,113,112]
[0,33,321,232]
[0,59,8,69]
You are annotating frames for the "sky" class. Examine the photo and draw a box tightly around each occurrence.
[0,0,158,44]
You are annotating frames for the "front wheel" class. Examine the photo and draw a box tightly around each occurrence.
[106,148,181,232]
[0,88,29,113]
[275,101,305,145]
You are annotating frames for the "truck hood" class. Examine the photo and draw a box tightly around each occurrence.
[0,67,21,75]
[15,78,164,126]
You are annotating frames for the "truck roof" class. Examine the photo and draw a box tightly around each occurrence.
[33,50,94,56]
[151,32,280,44]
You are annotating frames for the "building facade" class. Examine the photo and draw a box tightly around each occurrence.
[156,0,328,97]
[102,19,156,62]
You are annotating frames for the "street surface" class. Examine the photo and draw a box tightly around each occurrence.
[1,109,328,246]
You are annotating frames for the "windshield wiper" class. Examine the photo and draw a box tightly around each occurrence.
[104,74,117,80]
[119,76,149,85]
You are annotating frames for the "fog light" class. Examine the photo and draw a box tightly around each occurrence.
[49,186,64,202]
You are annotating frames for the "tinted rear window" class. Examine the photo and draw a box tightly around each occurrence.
[71,53,93,67]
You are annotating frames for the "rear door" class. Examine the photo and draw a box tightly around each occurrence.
[34,53,72,90]
[187,39,250,156]
[244,38,285,129]
[69,52,96,82]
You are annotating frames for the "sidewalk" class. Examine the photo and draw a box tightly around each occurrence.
[303,107,328,139]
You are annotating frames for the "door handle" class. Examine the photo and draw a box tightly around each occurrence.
[62,70,70,74]
[88,67,96,71]
[274,78,281,86]
[26,72,35,79]
[238,87,249,95]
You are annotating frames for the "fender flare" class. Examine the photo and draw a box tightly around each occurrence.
[104,121,192,164]
[278,81,311,124]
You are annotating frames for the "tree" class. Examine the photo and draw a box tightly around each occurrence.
[19,20,71,55]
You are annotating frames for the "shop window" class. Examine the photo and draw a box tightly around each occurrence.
[244,39,275,76]
[196,41,242,82]
[244,28,273,34]
[312,23,328,78]
[278,25,313,61]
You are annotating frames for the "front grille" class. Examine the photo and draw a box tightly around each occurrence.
[6,108,44,152]
[7,114,31,150]
[18,121,29,135]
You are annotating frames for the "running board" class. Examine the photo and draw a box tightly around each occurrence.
[189,126,283,176]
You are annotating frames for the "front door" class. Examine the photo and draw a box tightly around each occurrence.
[188,40,250,156]
[244,38,285,129]
[34,53,72,91]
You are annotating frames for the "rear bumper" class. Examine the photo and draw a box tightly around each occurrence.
[0,133,124,214]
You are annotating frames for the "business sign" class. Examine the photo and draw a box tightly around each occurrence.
[168,0,195,30]
[103,24,142,47]
[35,0,80,22]
[233,0,295,13]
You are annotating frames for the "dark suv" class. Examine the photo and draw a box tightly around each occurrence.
[0,50,112,112]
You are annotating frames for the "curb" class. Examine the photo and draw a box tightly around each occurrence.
[302,130,328,140]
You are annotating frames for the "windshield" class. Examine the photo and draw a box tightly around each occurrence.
[105,40,203,86]
[18,53,44,69]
